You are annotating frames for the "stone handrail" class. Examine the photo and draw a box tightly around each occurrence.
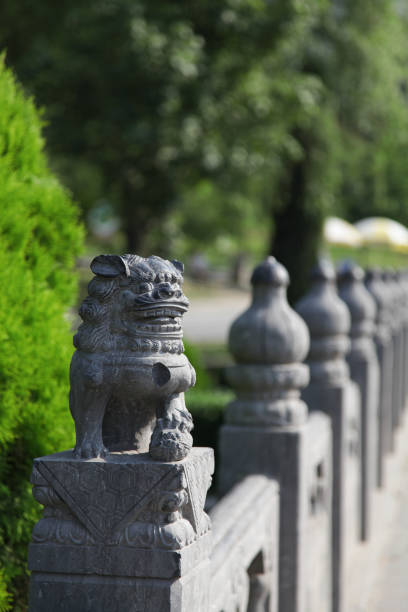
[209,475,279,612]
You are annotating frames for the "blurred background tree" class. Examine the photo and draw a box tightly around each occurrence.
[272,0,408,298]
[2,1,408,300]
[2,1,408,299]
[0,1,326,275]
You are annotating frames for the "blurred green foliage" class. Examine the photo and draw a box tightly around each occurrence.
[2,1,408,298]
[0,57,83,610]
[0,1,322,263]
[273,1,408,299]
[184,341,233,490]
[328,245,408,270]
[187,389,233,472]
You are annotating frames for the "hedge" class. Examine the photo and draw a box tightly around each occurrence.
[0,55,83,610]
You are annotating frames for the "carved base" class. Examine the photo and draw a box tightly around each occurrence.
[29,560,210,612]
[28,448,213,612]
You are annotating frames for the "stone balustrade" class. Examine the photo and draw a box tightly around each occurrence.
[27,253,408,612]
[209,475,279,612]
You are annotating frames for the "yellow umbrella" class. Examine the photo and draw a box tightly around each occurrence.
[354,217,408,252]
[323,217,363,247]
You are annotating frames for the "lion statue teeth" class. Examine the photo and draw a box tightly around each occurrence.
[69,254,195,462]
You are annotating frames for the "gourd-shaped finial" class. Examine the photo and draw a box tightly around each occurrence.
[226,256,310,426]
[337,261,376,357]
[296,259,350,385]
[365,268,390,343]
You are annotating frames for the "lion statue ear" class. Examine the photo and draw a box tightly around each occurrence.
[171,259,184,274]
[90,254,130,278]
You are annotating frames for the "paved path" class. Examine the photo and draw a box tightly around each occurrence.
[183,289,250,344]
[346,412,408,612]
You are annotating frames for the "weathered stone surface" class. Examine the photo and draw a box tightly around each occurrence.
[401,270,408,412]
[296,259,351,388]
[70,254,195,462]
[365,268,393,485]
[394,270,408,421]
[219,256,315,612]
[297,259,361,612]
[28,448,214,611]
[305,412,332,612]
[338,261,379,541]
[219,425,308,612]
[382,269,401,448]
[28,255,214,612]
[225,256,310,428]
[29,561,210,612]
[209,475,279,612]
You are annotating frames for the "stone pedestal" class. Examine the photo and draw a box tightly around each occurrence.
[28,448,214,612]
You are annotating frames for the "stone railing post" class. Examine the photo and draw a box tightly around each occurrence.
[219,256,311,612]
[395,270,408,418]
[365,268,393,485]
[383,269,402,438]
[402,270,408,411]
[337,261,379,541]
[296,259,361,612]
[393,271,405,425]
[28,254,214,612]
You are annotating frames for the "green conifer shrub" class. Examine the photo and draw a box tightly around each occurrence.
[0,55,83,610]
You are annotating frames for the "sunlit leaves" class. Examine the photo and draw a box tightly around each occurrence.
[0,60,83,610]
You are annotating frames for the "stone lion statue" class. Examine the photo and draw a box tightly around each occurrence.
[69,254,195,462]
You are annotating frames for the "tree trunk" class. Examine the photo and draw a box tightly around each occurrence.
[270,135,324,304]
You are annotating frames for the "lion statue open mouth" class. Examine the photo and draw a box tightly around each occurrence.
[69,254,195,462]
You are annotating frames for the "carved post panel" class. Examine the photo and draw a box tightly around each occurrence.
[219,256,325,612]
[28,255,214,612]
[296,259,361,612]
[337,262,379,542]
[365,268,393,485]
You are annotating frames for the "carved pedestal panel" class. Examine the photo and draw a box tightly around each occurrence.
[305,412,332,612]
[28,448,213,612]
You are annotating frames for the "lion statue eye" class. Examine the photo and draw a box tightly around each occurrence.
[139,282,153,294]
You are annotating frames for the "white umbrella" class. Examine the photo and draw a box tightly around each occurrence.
[323,217,363,247]
[354,217,408,250]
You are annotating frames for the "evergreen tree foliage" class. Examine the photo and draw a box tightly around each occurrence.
[0,57,83,610]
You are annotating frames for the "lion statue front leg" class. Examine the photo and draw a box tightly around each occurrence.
[69,354,110,459]
[149,392,194,462]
